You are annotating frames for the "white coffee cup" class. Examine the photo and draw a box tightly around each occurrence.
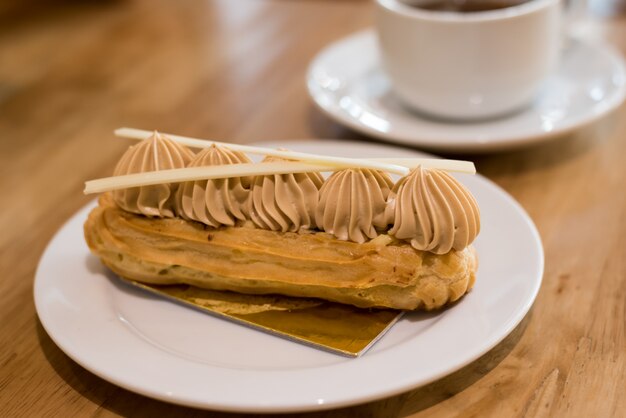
[376,0,562,120]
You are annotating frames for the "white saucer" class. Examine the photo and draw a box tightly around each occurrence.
[307,30,626,152]
[35,141,543,413]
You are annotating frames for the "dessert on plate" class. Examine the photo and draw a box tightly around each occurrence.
[84,131,480,311]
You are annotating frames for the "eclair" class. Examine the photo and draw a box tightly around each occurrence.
[84,132,480,310]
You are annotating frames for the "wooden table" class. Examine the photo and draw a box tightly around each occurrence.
[1,0,625,416]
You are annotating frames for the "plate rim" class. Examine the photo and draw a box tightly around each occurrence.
[306,29,626,152]
[34,140,544,413]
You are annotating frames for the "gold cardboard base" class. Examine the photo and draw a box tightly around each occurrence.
[131,282,403,357]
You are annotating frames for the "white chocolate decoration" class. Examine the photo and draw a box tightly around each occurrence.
[316,169,393,243]
[112,131,194,217]
[388,167,480,254]
[176,145,251,228]
[249,155,324,232]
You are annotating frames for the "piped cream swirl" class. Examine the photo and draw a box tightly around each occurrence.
[316,169,393,243]
[388,167,480,254]
[113,131,194,217]
[176,145,251,228]
[249,155,324,232]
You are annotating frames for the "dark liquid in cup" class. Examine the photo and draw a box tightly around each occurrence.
[414,0,530,12]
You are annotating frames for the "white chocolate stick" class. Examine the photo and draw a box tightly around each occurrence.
[116,128,476,174]
[85,162,334,194]
[371,158,475,174]
[114,128,411,175]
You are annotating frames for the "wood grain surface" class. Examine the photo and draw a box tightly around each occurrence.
[1,0,625,417]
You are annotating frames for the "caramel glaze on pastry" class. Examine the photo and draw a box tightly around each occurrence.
[85,194,477,311]
[84,134,480,311]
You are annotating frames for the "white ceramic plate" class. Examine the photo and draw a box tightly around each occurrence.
[307,30,626,152]
[35,141,543,413]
